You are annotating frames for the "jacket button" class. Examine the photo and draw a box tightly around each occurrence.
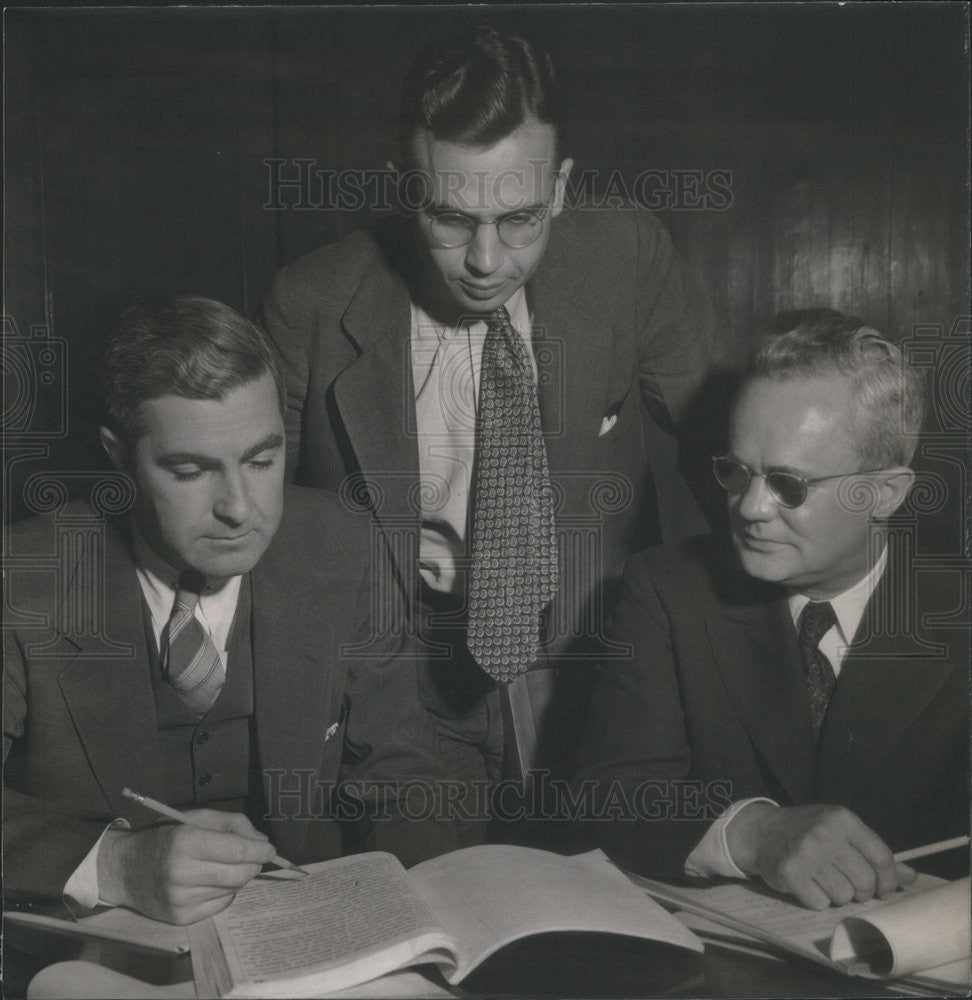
[198,773,212,787]
[196,731,210,746]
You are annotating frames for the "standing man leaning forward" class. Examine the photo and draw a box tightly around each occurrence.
[578,310,968,908]
[261,24,711,794]
[4,297,451,926]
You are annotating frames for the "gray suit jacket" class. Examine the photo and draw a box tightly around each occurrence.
[576,533,970,881]
[3,485,450,897]
[260,210,711,770]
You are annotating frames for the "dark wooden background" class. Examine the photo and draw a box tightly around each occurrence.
[4,5,969,530]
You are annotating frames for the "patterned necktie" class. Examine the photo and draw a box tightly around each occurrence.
[798,600,837,739]
[161,571,225,717]
[467,307,559,682]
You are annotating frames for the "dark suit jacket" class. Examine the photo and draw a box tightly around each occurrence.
[260,210,711,767]
[576,533,969,881]
[3,485,450,898]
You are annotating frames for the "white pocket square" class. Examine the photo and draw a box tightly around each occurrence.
[323,722,340,742]
[599,414,618,437]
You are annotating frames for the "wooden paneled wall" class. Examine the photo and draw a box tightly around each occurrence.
[4,6,968,525]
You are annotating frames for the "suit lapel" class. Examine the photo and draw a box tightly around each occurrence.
[332,249,420,526]
[818,568,955,787]
[530,223,627,475]
[706,595,817,803]
[251,517,345,850]
[55,520,165,824]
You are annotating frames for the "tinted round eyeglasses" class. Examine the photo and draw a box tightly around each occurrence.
[426,201,554,249]
[711,455,885,509]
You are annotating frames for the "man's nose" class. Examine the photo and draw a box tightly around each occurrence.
[464,221,503,275]
[213,471,252,525]
[735,473,777,521]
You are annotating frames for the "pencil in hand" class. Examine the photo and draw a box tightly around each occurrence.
[121,787,308,876]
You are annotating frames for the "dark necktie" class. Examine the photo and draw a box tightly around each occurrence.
[161,571,225,717]
[467,307,559,682]
[798,600,837,739]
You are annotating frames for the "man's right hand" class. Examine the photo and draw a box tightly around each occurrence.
[725,802,917,910]
[97,810,277,924]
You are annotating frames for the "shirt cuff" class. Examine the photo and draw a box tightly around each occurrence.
[62,818,131,915]
[684,798,778,879]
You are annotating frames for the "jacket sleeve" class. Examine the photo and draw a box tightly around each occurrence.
[573,552,724,881]
[259,260,316,478]
[334,526,466,866]
[633,212,713,540]
[634,210,714,430]
[3,630,109,898]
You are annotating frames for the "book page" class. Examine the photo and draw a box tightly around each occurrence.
[830,877,970,979]
[210,854,454,995]
[635,872,946,968]
[409,846,702,982]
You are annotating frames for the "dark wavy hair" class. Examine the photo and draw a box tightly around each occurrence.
[101,296,284,449]
[398,22,564,164]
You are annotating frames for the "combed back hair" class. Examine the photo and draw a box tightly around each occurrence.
[749,308,926,467]
[398,23,564,164]
[101,296,284,450]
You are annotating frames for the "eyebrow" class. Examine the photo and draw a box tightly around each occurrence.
[727,454,811,478]
[428,202,547,219]
[157,432,284,469]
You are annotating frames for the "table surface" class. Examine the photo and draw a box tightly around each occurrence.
[7,923,917,1000]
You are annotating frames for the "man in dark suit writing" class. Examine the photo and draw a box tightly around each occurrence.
[577,309,968,908]
[4,297,452,925]
[261,23,711,791]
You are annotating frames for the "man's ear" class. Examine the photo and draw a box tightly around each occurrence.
[99,426,128,472]
[551,157,574,218]
[872,466,915,519]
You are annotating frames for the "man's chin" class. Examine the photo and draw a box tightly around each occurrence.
[734,543,793,585]
[191,540,269,580]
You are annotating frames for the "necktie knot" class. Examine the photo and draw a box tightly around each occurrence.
[487,306,512,332]
[163,571,224,716]
[799,600,836,649]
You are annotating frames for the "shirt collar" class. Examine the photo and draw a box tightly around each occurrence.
[410,285,530,342]
[130,519,242,638]
[788,544,888,644]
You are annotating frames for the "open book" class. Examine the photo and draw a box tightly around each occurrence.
[630,872,970,994]
[189,846,703,998]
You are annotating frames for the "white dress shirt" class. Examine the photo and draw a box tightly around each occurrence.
[684,546,889,879]
[410,287,534,596]
[63,526,242,912]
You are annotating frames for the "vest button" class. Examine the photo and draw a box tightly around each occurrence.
[198,773,212,786]
[196,731,210,746]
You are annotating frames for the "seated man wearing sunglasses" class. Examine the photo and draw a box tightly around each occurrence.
[576,309,968,908]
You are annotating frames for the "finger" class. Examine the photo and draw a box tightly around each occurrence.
[833,847,879,902]
[813,865,858,907]
[894,862,918,887]
[766,858,832,911]
[170,826,277,866]
[778,869,831,911]
[181,809,269,840]
[844,817,895,872]
[173,857,267,891]
[166,888,239,926]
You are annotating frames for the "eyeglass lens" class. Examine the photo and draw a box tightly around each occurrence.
[429,213,543,249]
[712,457,807,508]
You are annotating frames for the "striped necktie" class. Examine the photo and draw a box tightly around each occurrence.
[161,571,225,716]
[467,306,559,682]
